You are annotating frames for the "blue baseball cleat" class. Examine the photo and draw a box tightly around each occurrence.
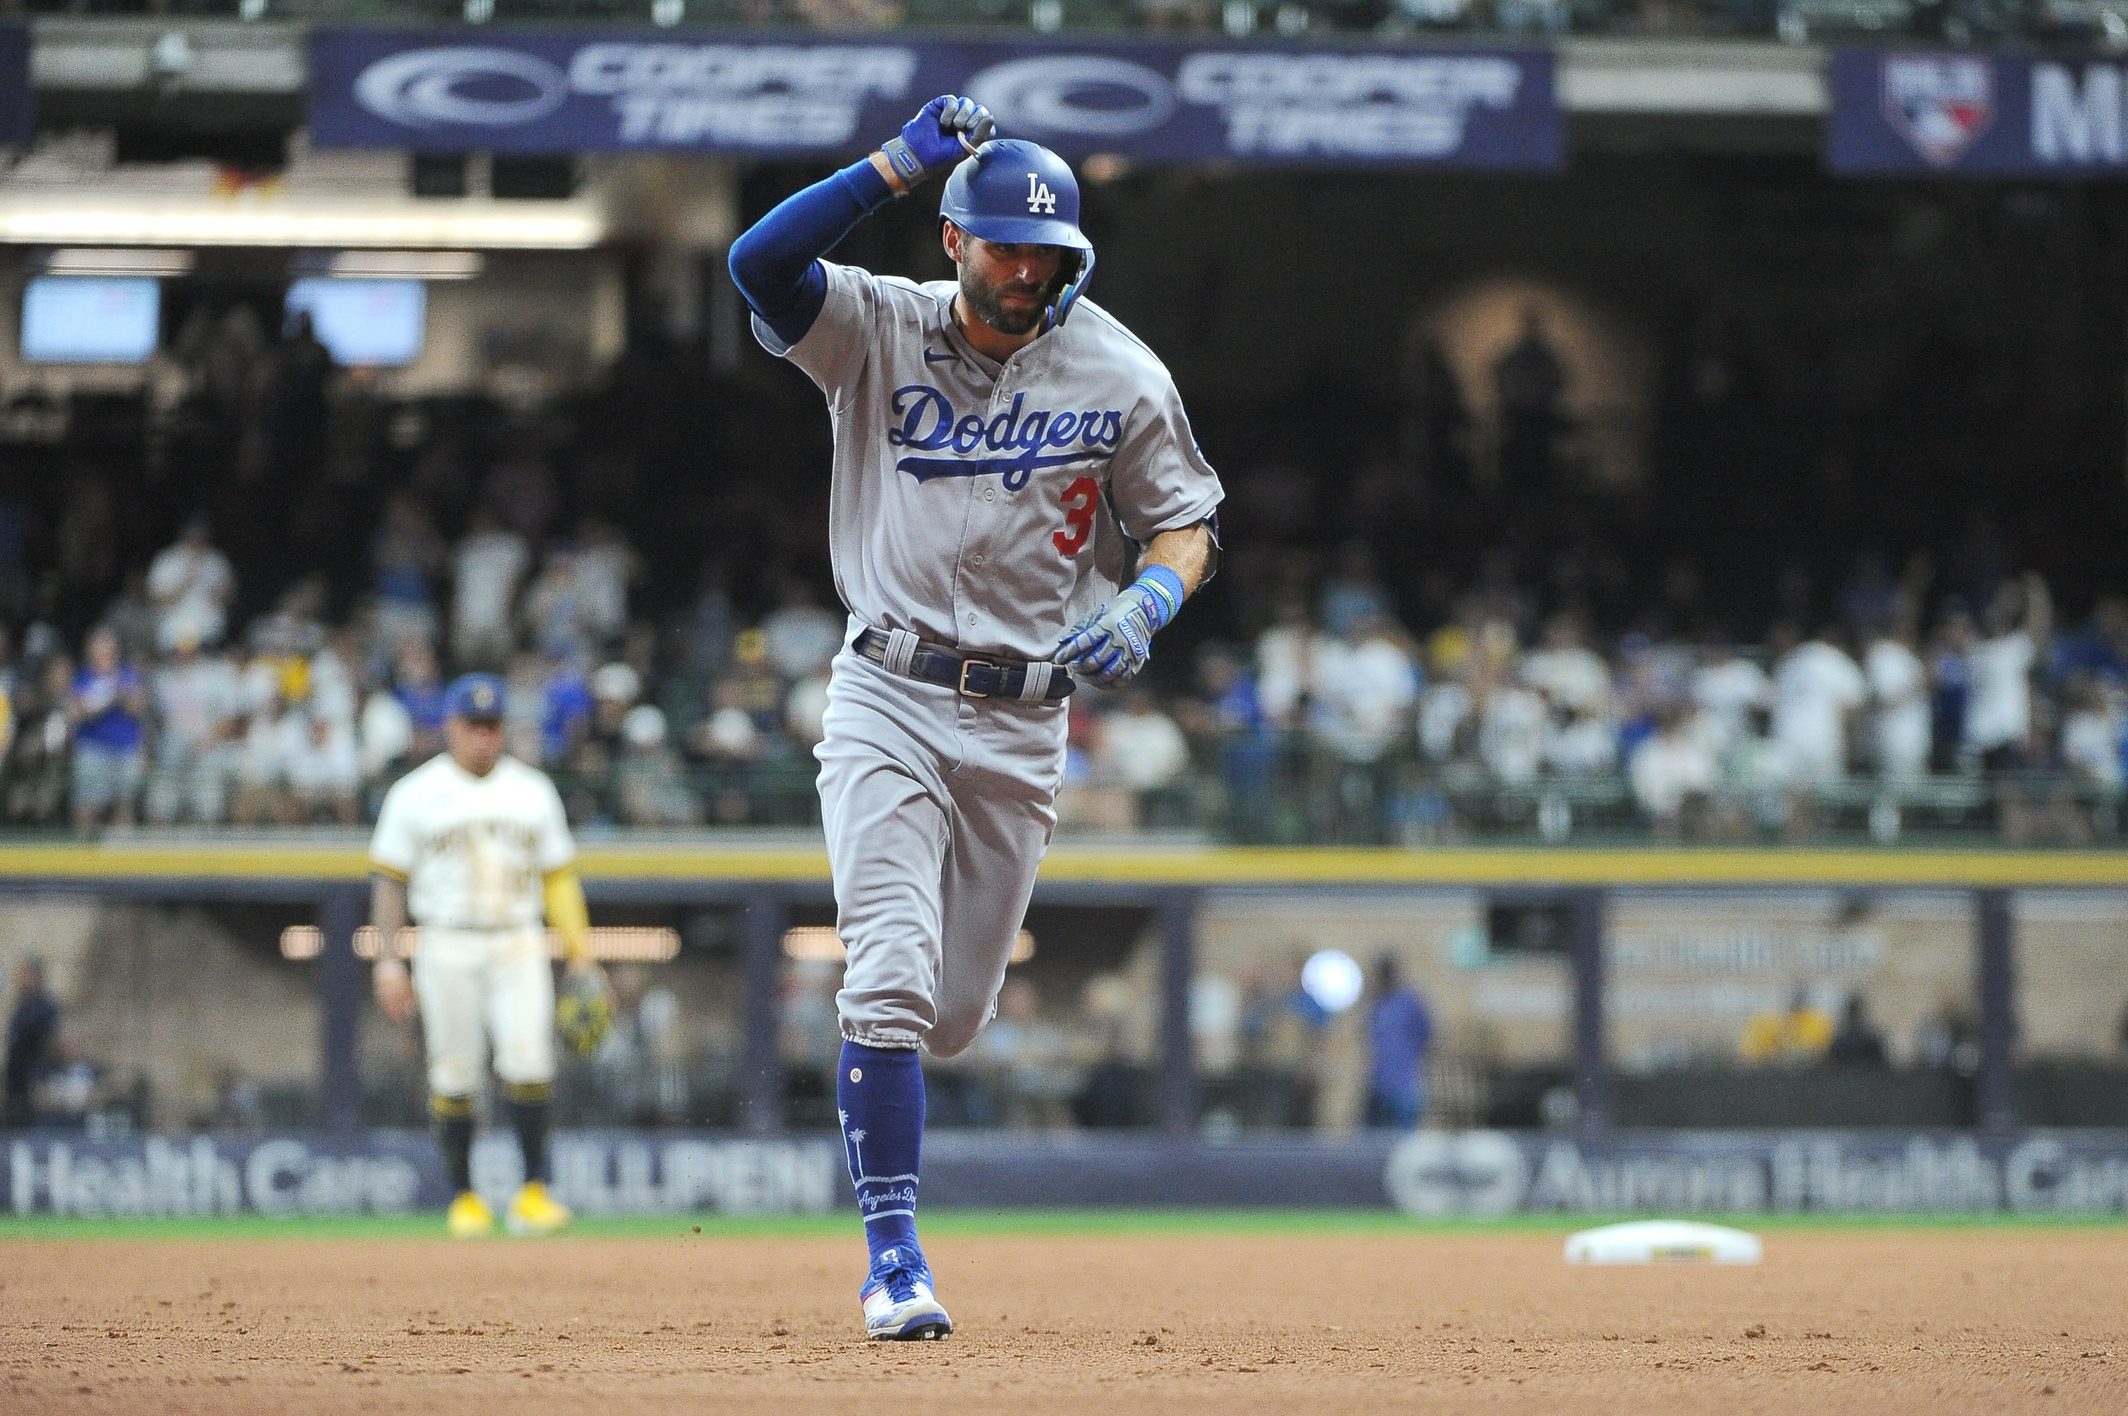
[860,1247,953,1341]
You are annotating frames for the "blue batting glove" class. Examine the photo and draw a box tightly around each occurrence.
[1053,568,1185,690]
[882,95,996,188]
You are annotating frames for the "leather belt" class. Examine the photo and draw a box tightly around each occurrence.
[855,628,1073,702]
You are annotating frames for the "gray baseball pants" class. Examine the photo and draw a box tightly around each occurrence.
[815,648,1066,1057]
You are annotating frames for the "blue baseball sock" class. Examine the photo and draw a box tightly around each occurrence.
[837,1039,925,1272]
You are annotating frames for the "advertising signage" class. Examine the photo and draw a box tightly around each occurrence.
[308,30,1561,170]
[1832,48,2128,178]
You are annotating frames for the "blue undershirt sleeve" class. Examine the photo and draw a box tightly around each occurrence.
[728,158,897,349]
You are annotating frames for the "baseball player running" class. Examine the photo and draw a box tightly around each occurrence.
[370,673,602,1237]
[729,96,1223,1339]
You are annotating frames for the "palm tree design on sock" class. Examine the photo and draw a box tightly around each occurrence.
[839,1109,867,1180]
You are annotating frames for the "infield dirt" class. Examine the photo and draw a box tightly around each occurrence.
[5,1228,2125,1413]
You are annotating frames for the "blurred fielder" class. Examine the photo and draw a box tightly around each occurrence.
[369,673,608,1237]
[730,96,1223,1338]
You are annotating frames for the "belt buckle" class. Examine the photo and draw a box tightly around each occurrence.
[957,657,995,698]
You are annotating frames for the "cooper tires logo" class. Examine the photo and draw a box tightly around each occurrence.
[354,47,571,129]
[967,56,1175,138]
[1384,1131,1528,1216]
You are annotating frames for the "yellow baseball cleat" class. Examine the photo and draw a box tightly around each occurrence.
[446,1190,494,1238]
[505,1181,572,1236]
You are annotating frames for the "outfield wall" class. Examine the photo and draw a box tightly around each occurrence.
[7,1128,2128,1219]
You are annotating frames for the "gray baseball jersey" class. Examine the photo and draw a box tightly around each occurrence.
[755,264,1223,661]
[759,260,1221,1055]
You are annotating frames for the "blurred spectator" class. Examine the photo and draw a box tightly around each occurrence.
[1318,542,1394,640]
[761,577,842,681]
[1416,642,1473,765]
[976,978,1081,1130]
[523,542,597,662]
[450,506,530,671]
[1522,611,1611,716]
[1826,992,1889,1067]
[1629,701,1714,836]
[1363,955,1433,1130]
[593,964,686,1125]
[1685,634,1770,758]
[393,640,448,761]
[359,673,415,782]
[1864,620,1930,780]
[1545,702,1617,777]
[1493,306,1568,494]
[68,627,147,832]
[1255,595,1326,732]
[5,656,74,826]
[232,693,295,826]
[541,650,596,765]
[1474,657,1546,786]
[1739,985,1834,1063]
[1916,998,1978,1075]
[145,516,235,652]
[573,518,643,652]
[617,705,699,826]
[1928,605,1978,772]
[286,711,361,824]
[103,569,157,666]
[1094,689,1192,811]
[1722,703,1798,836]
[3,956,59,1127]
[146,635,238,826]
[370,492,446,653]
[1967,572,2051,771]
[2060,675,2125,795]
[1770,621,1865,785]
[253,310,333,485]
[1996,698,2090,845]
[785,669,832,750]
[203,1065,266,1132]
[590,660,643,748]
[1183,644,1279,842]
[1311,608,1419,768]
[308,627,362,734]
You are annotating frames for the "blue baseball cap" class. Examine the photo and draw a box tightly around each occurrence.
[445,673,507,722]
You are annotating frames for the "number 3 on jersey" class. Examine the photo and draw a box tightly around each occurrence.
[1053,477,1098,556]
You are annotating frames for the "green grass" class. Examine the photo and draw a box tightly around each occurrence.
[0,1208,2123,1243]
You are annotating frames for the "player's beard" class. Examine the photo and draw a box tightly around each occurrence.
[958,262,1050,336]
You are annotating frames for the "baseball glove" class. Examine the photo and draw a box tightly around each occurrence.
[556,965,614,1057]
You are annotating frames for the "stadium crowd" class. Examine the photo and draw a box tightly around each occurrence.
[1,484,2122,844]
[0,257,2123,845]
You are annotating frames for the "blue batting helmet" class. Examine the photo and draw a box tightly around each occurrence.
[939,139,1096,328]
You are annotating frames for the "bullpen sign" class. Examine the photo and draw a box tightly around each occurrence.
[0,24,31,148]
[307,30,1560,169]
[1831,48,2128,176]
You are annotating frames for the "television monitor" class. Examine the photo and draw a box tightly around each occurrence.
[19,277,161,363]
[285,277,426,367]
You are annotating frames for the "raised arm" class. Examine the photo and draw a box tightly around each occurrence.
[727,96,994,348]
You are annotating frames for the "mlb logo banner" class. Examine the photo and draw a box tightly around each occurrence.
[0,24,31,148]
[1881,54,1995,167]
[1830,49,2128,177]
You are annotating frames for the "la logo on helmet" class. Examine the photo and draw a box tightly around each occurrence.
[1026,174,1057,214]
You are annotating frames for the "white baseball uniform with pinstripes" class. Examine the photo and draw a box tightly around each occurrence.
[370,754,575,1094]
